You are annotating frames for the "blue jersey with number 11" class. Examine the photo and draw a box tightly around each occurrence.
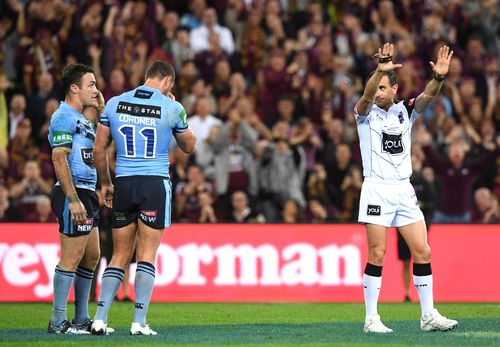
[100,86,188,177]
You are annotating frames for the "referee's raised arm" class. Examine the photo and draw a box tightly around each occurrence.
[355,43,402,117]
[413,45,454,114]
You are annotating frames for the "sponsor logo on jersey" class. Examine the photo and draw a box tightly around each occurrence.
[398,111,404,124]
[117,101,161,118]
[80,148,94,167]
[76,218,93,232]
[179,109,187,127]
[76,120,96,140]
[140,210,157,223]
[134,89,154,99]
[381,132,404,154]
[367,205,381,216]
[52,131,72,145]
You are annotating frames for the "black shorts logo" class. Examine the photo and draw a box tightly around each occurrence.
[140,210,158,223]
[80,148,94,167]
[382,132,404,154]
[114,211,126,221]
[76,218,94,232]
[367,205,381,216]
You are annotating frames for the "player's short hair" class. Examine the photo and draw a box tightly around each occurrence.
[381,70,397,86]
[146,61,176,81]
[61,63,94,96]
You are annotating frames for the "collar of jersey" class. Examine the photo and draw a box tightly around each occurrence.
[60,101,83,116]
[373,100,401,114]
[138,85,158,93]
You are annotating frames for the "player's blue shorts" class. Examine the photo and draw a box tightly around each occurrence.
[112,176,172,229]
[51,186,99,236]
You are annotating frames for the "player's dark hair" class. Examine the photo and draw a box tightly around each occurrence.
[381,70,397,86]
[146,61,176,81]
[61,63,94,96]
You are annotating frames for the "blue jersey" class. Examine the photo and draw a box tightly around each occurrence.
[48,102,97,190]
[100,86,188,177]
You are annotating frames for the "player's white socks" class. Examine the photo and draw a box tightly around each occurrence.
[74,266,94,324]
[413,263,434,319]
[363,263,383,321]
[133,262,156,325]
[51,266,75,325]
[94,267,124,323]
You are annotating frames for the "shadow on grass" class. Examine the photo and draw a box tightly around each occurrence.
[0,318,499,346]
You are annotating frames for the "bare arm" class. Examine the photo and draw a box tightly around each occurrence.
[52,147,87,222]
[174,127,196,154]
[52,147,77,197]
[355,43,402,116]
[33,175,52,195]
[414,46,454,113]
[9,179,28,198]
[104,6,119,38]
[355,70,385,117]
[93,123,112,184]
[93,123,114,207]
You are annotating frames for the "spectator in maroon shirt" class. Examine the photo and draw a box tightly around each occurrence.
[256,49,292,124]
[471,187,499,224]
[0,181,21,222]
[218,72,248,118]
[36,98,58,146]
[26,72,62,137]
[268,95,297,127]
[102,67,130,101]
[210,59,231,100]
[101,6,129,78]
[198,190,218,223]
[9,159,52,217]
[241,9,266,81]
[227,190,264,223]
[290,117,323,172]
[25,195,57,223]
[299,73,324,125]
[463,35,488,76]
[159,11,180,59]
[194,31,229,83]
[281,199,302,223]
[175,164,215,222]
[6,118,38,187]
[304,198,336,223]
[176,60,199,97]
[418,127,499,223]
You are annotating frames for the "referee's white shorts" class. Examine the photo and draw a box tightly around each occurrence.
[358,177,424,228]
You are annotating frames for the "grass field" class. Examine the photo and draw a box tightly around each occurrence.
[0,302,499,346]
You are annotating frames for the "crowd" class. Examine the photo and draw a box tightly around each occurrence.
[0,0,499,224]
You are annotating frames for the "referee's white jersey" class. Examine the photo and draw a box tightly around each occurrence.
[355,98,424,227]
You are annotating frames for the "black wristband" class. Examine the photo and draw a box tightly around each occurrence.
[379,55,392,63]
[433,73,445,82]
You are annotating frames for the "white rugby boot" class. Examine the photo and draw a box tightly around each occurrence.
[130,322,158,335]
[363,314,393,333]
[47,320,90,334]
[74,319,115,334]
[90,319,110,335]
[420,309,458,332]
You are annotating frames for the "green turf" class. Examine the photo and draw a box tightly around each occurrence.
[0,302,499,346]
